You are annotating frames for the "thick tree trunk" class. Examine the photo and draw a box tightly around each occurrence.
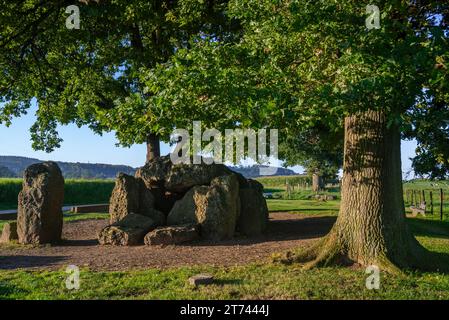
[282,110,429,272]
[146,133,160,162]
[312,173,325,192]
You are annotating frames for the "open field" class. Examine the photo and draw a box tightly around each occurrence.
[0,178,114,210]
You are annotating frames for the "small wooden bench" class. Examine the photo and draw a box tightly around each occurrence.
[410,202,426,217]
[70,204,109,214]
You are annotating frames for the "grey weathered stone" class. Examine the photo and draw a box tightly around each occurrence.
[98,213,156,246]
[135,156,172,189]
[188,274,214,286]
[167,187,199,226]
[164,162,234,193]
[109,173,140,224]
[136,155,246,193]
[198,175,240,240]
[0,222,18,243]
[17,162,64,244]
[167,174,240,240]
[109,174,164,226]
[237,179,269,236]
[144,224,199,245]
[138,179,165,225]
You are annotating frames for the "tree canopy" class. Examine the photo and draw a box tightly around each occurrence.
[0,0,240,152]
[144,0,448,176]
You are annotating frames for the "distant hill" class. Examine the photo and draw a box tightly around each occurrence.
[231,165,297,178]
[0,156,135,179]
[0,156,297,179]
[0,165,16,178]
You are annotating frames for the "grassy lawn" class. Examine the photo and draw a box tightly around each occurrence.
[2,179,449,299]
[1,217,449,299]
[267,199,339,215]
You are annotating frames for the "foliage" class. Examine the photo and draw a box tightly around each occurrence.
[142,0,448,175]
[0,165,15,178]
[279,126,343,180]
[0,0,240,150]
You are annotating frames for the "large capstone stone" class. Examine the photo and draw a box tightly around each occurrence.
[135,156,172,189]
[17,162,64,244]
[237,179,269,236]
[0,222,18,243]
[136,155,245,193]
[144,224,199,245]
[167,174,240,240]
[164,162,234,193]
[98,213,156,246]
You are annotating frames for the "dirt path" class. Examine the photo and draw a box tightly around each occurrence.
[0,213,335,271]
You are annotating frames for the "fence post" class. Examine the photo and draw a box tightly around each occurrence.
[440,188,444,221]
[286,182,291,199]
[430,191,434,215]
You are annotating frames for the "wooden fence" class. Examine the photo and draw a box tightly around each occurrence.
[404,188,446,220]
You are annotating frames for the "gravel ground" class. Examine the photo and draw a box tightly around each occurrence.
[0,213,335,271]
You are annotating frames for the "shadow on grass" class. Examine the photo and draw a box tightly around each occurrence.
[270,208,338,213]
[407,218,449,239]
[188,216,336,247]
[406,218,449,274]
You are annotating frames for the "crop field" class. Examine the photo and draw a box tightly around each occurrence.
[0,178,115,210]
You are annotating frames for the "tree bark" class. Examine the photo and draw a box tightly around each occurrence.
[146,133,161,162]
[282,110,429,272]
[312,173,325,192]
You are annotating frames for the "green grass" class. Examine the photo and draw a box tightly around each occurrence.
[403,179,449,220]
[256,175,311,188]
[2,178,449,299]
[0,178,115,210]
[267,199,340,215]
[1,217,449,300]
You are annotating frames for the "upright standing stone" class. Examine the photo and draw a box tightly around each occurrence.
[109,173,140,224]
[167,174,240,240]
[0,222,18,243]
[237,179,269,236]
[17,162,64,244]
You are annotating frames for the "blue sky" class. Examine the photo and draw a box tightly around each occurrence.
[0,104,418,176]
